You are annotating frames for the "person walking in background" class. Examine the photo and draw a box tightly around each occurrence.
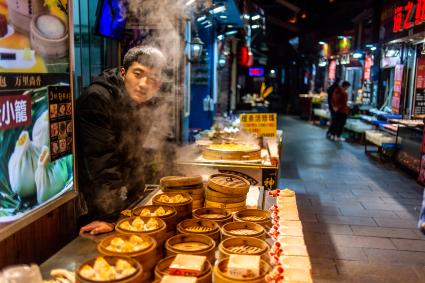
[326,78,340,139]
[331,81,350,141]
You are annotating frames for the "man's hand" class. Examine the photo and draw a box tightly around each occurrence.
[79,221,115,235]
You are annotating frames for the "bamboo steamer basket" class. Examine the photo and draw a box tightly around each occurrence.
[177,219,221,245]
[205,187,241,198]
[193,208,232,227]
[154,255,212,283]
[218,237,270,261]
[161,176,204,209]
[115,217,167,248]
[205,200,246,209]
[221,222,266,240]
[165,234,216,263]
[97,233,160,280]
[30,14,69,59]
[225,206,247,213]
[132,205,178,232]
[205,189,246,203]
[213,258,271,283]
[208,174,250,195]
[192,199,205,209]
[203,145,261,161]
[153,192,193,222]
[75,256,143,283]
[160,175,203,187]
[7,0,48,35]
[233,209,272,229]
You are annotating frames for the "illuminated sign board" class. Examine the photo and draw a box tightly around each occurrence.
[393,0,425,32]
[248,67,265,77]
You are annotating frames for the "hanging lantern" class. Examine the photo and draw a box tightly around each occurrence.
[189,35,204,62]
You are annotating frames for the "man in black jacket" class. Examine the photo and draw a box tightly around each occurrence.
[77,45,171,235]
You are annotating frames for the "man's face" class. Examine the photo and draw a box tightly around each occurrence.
[120,62,162,104]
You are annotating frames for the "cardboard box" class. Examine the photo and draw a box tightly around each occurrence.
[169,254,206,276]
[160,275,197,283]
[227,255,260,278]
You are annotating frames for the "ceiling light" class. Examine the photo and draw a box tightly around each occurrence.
[370,46,377,51]
[318,41,325,45]
[225,30,238,36]
[243,14,250,20]
[251,14,261,21]
[219,15,227,19]
[210,5,226,14]
[352,51,363,59]
[197,15,207,22]
[252,25,260,29]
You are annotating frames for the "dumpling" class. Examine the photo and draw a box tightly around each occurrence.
[79,264,95,279]
[158,195,169,202]
[8,131,40,198]
[129,235,144,245]
[32,110,49,148]
[120,221,131,230]
[115,259,132,272]
[139,208,151,216]
[146,218,159,230]
[93,256,111,271]
[35,146,68,204]
[132,217,144,230]
[110,237,125,250]
[154,206,166,216]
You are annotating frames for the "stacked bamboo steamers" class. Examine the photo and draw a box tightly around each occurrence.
[72,174,277,283]
[205,174,250,213]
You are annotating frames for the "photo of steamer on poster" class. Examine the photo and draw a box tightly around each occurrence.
[0,0,73,222]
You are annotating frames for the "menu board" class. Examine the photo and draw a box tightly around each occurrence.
[414,56,425,115]
[0,0,73,222]
[48,86,73,161]
[240,113,277,138]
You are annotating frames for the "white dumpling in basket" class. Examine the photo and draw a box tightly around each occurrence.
[35,146,68,204]
[8,131,40,198]
[32,110,49,148]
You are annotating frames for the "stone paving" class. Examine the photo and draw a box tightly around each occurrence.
[277,116,425,283]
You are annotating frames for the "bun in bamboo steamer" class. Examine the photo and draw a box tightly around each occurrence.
[221,221,266,240]
[233,209,272,230]
[152,192,193,222]
[193,207,233,227]
[132,205,178,232]
[218,237,270,261]
[165,234,216,263]
[160,175,205,209]
[76,256,143,283]
[115,216,167,249]
[154,255,212,283]
[213,257,271,283]
[177,218,221,245]
[98,233,160,281]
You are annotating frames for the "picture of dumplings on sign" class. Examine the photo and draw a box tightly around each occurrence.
[0,0,69,73]
[0,86,73,221]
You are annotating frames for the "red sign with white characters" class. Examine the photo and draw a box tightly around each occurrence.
[393,0,425,32]
[0,94,32,130]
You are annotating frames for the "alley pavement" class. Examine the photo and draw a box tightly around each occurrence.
[277,116,425,283]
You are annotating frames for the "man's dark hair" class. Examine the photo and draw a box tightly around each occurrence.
[122,45,167,71]
[342,81,351,87]
[334,77,341,84]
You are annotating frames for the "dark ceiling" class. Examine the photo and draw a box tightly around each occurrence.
[246,0,377,63]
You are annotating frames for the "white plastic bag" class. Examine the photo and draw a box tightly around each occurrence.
[32,110,49,149]
[35,146,68,204]
[8,131,40,198]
